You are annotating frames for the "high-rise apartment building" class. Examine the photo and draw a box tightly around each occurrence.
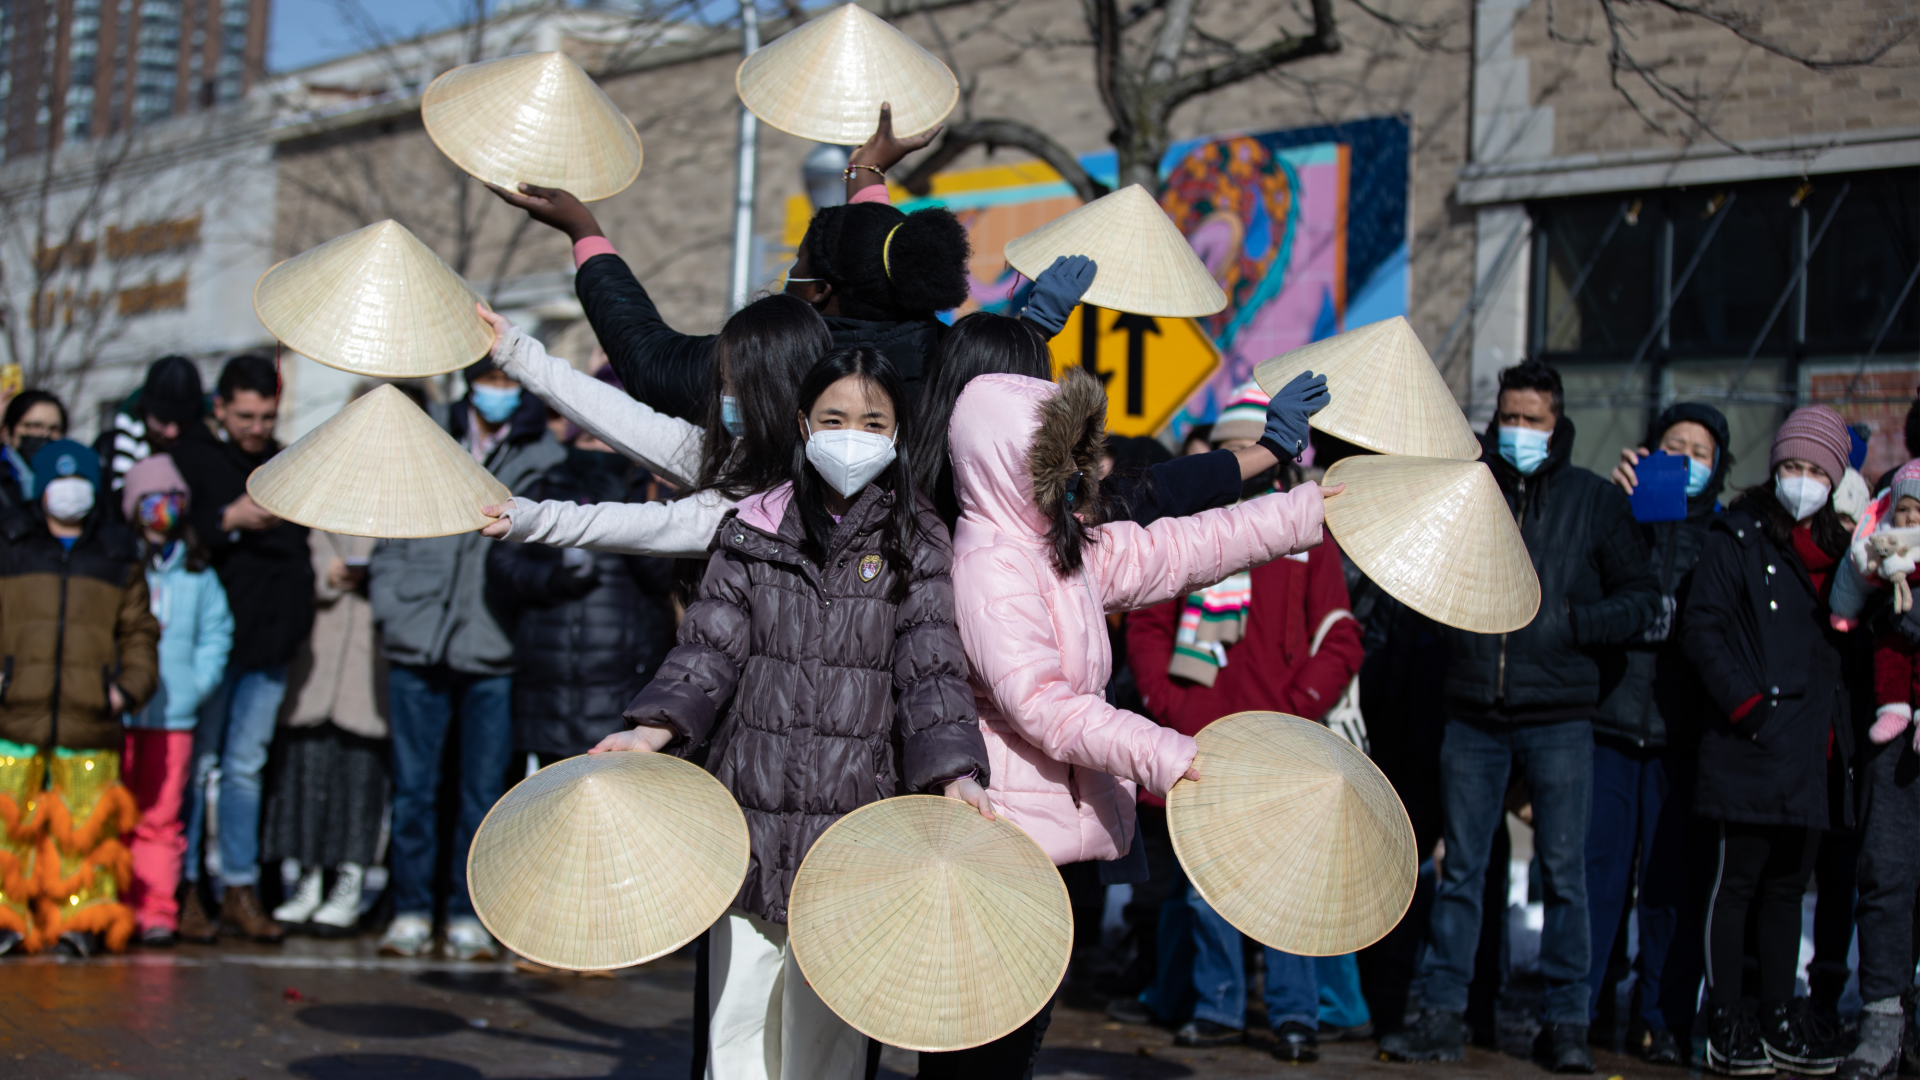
[0,0,268,160]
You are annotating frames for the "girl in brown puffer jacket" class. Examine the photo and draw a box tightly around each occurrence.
[604,346,991,1080]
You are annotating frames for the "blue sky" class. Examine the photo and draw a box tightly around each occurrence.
[270,0,489,72]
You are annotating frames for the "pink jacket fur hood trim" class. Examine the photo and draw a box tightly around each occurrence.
[948,372,1328,866]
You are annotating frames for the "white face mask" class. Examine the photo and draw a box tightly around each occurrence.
[805,423,896,499]
[1775,474,1830,522]
[42,476,95,523]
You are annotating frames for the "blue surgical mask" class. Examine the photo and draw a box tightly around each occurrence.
[720,395,745,438]
[1497,426,1551,475]
[470,384,521,424]
[1685,455,1714,497]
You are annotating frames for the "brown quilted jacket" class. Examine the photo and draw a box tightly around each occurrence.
[0,511,160,750]
[624,481,987,923]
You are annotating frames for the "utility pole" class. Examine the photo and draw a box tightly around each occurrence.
[728,1,761,312]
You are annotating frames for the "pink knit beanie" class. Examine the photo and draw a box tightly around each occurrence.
[121,453,188,520]
[1890,459,1920,510]
[1769,405,1849,487]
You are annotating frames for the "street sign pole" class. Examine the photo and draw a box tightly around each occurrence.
[728,2,761,313]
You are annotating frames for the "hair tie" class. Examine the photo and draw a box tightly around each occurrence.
[1065,470,1084,506]
[882,223,903,281]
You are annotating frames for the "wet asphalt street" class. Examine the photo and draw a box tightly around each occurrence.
[0,937,1661,1079]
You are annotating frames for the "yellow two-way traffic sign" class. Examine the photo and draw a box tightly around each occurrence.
[1046,304,1222,438]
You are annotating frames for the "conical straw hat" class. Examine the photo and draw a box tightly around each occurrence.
[1253,316,1479,460]
[787,795,1071,1052]
[467,753,750,971]
[254,220,491,379]
[1003,184,1228,317]
[736,3,958,145]
[247,384,511,539]
[1168,711,1416,956]
[1321,453,1541,633]
[423,51,643,202]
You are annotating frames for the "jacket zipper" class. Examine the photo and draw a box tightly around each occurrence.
[1496,476,1531,701]
[48,542,71,749]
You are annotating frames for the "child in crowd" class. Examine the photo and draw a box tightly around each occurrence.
[599,346,990,1080]
[120,455,232,947]
[0,441,160,956]
[1865,462,1920,747]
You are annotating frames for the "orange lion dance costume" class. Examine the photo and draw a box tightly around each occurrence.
[0,742,140,953]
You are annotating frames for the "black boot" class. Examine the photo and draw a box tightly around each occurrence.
[1761,999,1845,1075]
[1534,1022,1596,1074]
[1273,1020,1320,1063]
[1379,1009,1466,1063]
[1707,1003,1776,1076]
[1644,1028,1684,1066]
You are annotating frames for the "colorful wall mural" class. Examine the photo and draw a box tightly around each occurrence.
[779,116,1411,441]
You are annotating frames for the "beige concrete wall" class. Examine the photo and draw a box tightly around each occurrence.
[1508,0,1919,159]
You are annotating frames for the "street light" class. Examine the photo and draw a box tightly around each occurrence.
[803,143,850,209]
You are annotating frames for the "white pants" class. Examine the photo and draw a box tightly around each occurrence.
[707,907,867,1080]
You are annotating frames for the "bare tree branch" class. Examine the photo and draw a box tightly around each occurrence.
[1157,0,1339,116]
[898,119,1111,202]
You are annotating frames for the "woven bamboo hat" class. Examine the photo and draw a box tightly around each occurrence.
[787,795,1071,1052]
[253,220,491,379]
[736,3,957,145]
[1321,453,1541,633]
[1168,711,1416,956]
[247,384,510,539]
[422,51,643,202]
[1253,316,1479,460]
[467,752,749,971]
[1003,184,1227,317]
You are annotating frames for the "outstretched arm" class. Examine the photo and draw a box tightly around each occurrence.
[1086,483,1333,614]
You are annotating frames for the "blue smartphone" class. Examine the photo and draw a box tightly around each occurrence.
[1629,452,1688,523]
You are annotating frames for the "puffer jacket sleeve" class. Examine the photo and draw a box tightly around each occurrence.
[576,254,715,424]
[191,574,233,710]
[892,514,989,793]
[113,568,161,712]
[957,546,1196,798]
[622,541,752,748]
[491,321,705,486]
[1570,483,1660,646]
[495,492,733,559]
[1086,483,1325,615]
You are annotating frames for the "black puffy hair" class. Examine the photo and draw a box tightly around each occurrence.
[802,202,971,321]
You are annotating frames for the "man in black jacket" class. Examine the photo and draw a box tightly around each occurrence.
[1382,362,1659,1072]
[169,355,314,945]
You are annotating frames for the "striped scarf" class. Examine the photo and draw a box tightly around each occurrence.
[1169,571,1253,687]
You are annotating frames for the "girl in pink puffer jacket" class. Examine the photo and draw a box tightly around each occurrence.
[949,369,1336,868]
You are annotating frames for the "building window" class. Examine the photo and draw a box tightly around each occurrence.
[1529,169,1920,486]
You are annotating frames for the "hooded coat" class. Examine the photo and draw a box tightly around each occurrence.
[622,481,987,924]
[1593,403,1733,749]
[948,371,1328,866]
[1442,415,1660,718]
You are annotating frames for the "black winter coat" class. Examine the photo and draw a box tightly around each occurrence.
[1593,403,1734,750]
[169,424,315,670]
[487,453,676,758]
[624,481,989,923]
[1443,417,1660,718]
[1683,503,1852,829]
[577,253,946,422]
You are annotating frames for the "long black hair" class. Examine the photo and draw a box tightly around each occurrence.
[1735,476,1850,559]
[693,293,832,499]
[800,202,971,322]
[792,346,921,601]
[910,311,1053,527]
[3,389,67,437]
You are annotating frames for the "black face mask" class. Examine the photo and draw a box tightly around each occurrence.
[14,435,50,462]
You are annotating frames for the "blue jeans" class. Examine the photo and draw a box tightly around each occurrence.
[388,664,512,920]
[1416,716,1592,1024]
[1141,880,1319,1030]
[1316,953,1372,1029]
[1585,741,1692,1031]
[182,666,288,887]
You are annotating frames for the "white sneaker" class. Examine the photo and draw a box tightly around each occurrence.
[273,866,324,924]
[378,912,434,958]
[308,863,365,933]
[445,917,497,962]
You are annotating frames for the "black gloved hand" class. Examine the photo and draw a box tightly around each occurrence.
[546,561,597,599]
[1258,370,1331,461]
[1019,255,1097,337]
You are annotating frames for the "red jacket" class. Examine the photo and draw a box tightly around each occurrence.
[1127,539,1363,807]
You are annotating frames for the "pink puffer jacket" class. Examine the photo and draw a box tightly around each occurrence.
[949,374,1328,866]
